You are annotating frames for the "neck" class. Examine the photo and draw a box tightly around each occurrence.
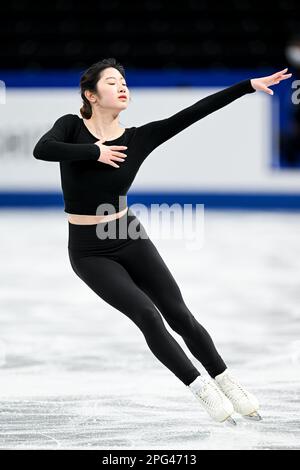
[86,107,123,140]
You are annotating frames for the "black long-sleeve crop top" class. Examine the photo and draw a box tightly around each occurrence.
[33,79,256,215]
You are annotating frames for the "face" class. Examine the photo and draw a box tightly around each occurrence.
[86,67,130,110]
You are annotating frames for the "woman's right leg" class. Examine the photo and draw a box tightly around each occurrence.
[68,250,201,386]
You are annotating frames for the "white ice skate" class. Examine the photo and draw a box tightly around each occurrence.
[188,375,237,426]
[214,369,262,421]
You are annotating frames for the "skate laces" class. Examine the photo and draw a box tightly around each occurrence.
[219,373,249,401]
[195,379,228,410]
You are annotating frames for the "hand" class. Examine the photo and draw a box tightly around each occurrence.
[250,68,292,95]
[94,142,128,168]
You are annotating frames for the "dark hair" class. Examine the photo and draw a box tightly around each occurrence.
[79,58,126,119]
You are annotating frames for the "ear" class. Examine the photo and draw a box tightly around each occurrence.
[84,89,97,103]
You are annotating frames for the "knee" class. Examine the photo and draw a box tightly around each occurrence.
[165,303,196,334]
[138,306,164,331]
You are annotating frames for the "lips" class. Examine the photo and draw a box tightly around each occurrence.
[118,95,127,99]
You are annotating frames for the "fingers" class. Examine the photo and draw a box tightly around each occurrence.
[279,67,288,73]
[274,68,292,78]
[104,145,128,168]
[269,68,292,89]
[265,87,274,95]
[111,151,127,163]
[279,73,292,80]
[110,151,127,167]
[272,71,292,86]
[275,67,288,75]
[274,73,292,81]
[112,151,127,158]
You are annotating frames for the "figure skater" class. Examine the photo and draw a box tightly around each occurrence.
[33,58,291,425]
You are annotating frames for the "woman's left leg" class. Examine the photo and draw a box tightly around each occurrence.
[119,236,227,379]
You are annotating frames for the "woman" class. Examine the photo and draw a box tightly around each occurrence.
[33,58,291,426]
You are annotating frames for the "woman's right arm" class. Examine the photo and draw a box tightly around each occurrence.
[33,114,101,162]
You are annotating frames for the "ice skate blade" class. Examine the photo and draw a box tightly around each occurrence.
[223,416,237,426]
[243,411,262,421]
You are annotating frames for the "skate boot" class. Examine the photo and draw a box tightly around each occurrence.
[188,375,237,426]
[214,369,262,421]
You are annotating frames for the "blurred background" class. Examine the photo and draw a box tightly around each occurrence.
[1,0,300,451]
[1,0,300,209]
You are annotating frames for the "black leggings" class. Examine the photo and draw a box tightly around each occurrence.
[68,208,227,386]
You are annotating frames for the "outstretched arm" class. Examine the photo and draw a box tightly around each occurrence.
[33,114,100,162]
[134,68,292,157]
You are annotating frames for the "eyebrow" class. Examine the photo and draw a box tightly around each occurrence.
[105,76,126,81]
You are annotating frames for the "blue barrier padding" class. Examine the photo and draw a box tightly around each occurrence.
[1,191,300,211]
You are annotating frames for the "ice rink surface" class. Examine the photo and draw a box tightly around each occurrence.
[1,208,300,450]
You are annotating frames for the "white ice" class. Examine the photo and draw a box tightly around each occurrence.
[1,208,300,450]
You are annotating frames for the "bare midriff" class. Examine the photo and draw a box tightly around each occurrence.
[68,206,128,225]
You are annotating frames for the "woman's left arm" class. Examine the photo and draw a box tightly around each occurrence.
[134,68,292,157]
